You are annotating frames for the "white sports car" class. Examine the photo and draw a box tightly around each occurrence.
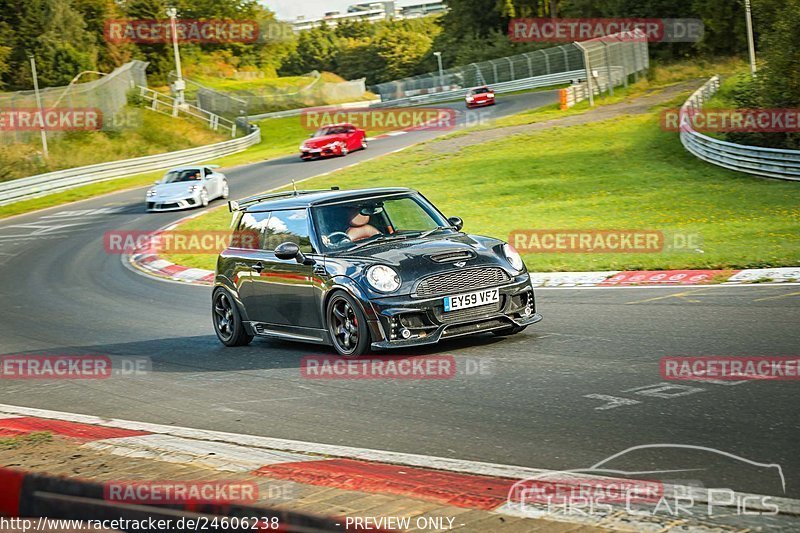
[146,166,229,212]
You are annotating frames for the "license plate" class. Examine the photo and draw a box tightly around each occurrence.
[444,288,500,312]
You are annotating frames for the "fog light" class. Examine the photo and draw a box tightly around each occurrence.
[400,328,412,339]
[522,293,534,316]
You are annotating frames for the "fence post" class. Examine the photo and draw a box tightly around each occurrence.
[563,45,570,71]
[525,53,533,77]
[490,60,499,84]
[574,41,594,106]
[603,42,614,96]
[540,49,551,74]
[505,57,515,82]
[618,44,628,87]
[631,38,641,82]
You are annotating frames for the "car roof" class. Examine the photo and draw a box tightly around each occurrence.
[317,122,355,129]
[166,166,202,173]
[245,187,416,211]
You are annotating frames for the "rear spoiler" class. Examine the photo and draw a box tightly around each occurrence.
[227,188,338,212]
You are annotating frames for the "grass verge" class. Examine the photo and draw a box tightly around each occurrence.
[163,107,800,273]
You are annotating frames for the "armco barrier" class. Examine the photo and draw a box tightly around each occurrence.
[0,467,357,532]
[680,76,800,181]
[247,99,381,121]
[0,127,261,206]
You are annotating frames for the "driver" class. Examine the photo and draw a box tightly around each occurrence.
[346,207,380,242]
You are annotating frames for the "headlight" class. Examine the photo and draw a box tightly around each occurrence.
[323,142,341,150]
[365,265,401,293]
[146,189,156,197]
[503,243,525,271]
[487,92,495,98]
[466,96,474,102]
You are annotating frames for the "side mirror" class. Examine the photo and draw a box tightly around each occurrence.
[448,216,463,231]
[274,241,314,265]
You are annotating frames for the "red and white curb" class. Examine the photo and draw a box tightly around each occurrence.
[531,267,800,287]
[130,244,800,289]
[1,404,798,532]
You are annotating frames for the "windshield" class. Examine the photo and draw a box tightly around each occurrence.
[162,169,202,184]
[313,126,351,137]
[312,194,449,251]
[470,87,491,94]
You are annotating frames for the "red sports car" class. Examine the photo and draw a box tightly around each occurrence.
[300,123,367,160]
[465,86,495,108]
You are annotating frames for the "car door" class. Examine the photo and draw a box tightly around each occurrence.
[344,126,358,150]
[203,167,219,197]
[240,209,325,331]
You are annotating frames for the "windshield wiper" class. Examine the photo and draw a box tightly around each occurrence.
[346,234,412,252]
[418,225,456,239]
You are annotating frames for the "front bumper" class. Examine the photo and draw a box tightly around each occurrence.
[146,195,201,212]
[466,98,495,108]
[301,146,342,160]
[368,275,540,349]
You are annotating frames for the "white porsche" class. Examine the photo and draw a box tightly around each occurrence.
[146,166,229,212]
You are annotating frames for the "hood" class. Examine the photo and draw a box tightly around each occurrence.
[303,134,345,149]
[326,232,515,296]
[151,181,200,197]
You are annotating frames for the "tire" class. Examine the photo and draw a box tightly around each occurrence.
[326,291,370,357]
[221,181,229,199]
[200,188,209,207]
[493,325,527,337]
[361,138,368,150]
[341,146,349,156]
[212,288,253,347]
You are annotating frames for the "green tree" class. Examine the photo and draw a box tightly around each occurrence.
[370,26,433,82]
[279,24,339,75]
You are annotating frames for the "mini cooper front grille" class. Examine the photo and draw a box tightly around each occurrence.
[415,267,511,298]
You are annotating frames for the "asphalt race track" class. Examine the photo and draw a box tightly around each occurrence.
[1,89,798,501]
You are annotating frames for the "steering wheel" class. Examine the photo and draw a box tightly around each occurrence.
[325,232,353,247]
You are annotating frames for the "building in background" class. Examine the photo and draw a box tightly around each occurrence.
[290,1,446,32]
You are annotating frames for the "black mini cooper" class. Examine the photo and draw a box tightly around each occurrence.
[212,187,542,356]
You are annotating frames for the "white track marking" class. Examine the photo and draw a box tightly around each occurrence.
[84,434,317,472]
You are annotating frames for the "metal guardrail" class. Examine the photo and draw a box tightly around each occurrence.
[0,127,261,206]
[680,76,800,181]
[369,70,586,108]
[248,99,382,121]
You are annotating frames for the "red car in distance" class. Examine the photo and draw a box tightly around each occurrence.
[465,86,495,108]
[300,123,368,160]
